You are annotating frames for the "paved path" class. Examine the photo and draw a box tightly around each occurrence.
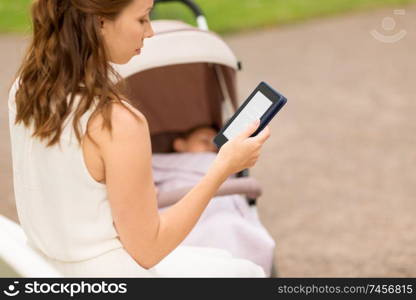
[1,5,415,276]
[0,35,30,224]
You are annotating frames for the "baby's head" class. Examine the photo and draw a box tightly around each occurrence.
[173,125,218,153]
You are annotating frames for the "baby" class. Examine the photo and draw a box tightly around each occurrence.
[152,125,275,276]
[172,125,219,153]
[154,125,263,204]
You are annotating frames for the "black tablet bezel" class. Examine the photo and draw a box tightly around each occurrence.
[213,81,286,149]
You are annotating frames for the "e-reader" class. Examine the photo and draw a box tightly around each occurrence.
[213,81,287,149]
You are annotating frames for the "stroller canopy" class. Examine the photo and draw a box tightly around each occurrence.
[116,20,240,76]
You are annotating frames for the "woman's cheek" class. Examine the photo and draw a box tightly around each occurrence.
[136,27,144,41]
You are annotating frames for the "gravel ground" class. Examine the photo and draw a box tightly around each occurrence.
[1,5,415,277]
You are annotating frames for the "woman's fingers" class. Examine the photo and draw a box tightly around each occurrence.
[236,119,261,141]
[252,125,270,144]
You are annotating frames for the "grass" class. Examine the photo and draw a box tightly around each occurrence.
[154,0,416,33]
[0,0,31,33]
[1,0,416,34]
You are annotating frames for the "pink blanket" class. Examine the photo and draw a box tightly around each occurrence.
[152,152,275,276]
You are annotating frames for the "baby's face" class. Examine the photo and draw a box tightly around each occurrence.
[176,128,218,153]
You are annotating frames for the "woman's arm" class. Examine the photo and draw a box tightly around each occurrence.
[89,101,268,269]
[157,177,263,209]
[155,162,229,263]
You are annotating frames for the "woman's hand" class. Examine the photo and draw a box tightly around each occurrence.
[213,119,271,176]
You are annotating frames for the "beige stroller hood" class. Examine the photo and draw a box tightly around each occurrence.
[116,20,240,76]
[114,20,241,153]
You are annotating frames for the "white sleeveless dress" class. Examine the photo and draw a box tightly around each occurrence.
[7,80,265,277]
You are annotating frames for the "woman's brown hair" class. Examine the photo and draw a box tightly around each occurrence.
[14,0,136,147]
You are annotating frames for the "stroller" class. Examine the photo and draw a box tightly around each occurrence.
[115,0,277,277]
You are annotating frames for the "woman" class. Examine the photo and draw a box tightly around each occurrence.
[8,0,271,277]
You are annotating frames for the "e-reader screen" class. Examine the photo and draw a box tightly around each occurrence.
[223,91,273,140]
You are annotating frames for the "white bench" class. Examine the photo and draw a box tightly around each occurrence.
[0,215,62,277]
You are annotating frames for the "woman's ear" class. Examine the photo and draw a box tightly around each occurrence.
[97,16,106,31]
[173,138,187,152]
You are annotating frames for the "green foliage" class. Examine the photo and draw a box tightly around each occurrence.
[1,0,415,34]
[0,0,31,33]
[153,0,416,34]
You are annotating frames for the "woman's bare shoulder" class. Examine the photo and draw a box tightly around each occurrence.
[115,99,147,122]
[86,100,149,144]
